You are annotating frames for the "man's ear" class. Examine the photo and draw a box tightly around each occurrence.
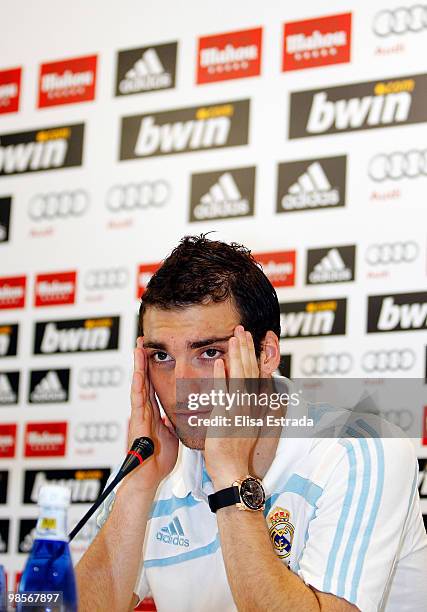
[259,330,280,376]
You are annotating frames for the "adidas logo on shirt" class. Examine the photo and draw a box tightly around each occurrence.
[156,516,189,547]
[190,166,255,221]
[277,155,347,213]
[29,370,67,403]
[116,43,177,95]
[306,246,356,284]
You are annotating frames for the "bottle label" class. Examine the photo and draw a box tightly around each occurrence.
[36,507,67,541]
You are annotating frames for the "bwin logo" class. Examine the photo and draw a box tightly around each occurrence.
[134,114,230,156]
[307,86,411,134]
[156,516,189,547]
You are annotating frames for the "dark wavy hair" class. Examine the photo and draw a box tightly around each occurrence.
[138,234,281,356]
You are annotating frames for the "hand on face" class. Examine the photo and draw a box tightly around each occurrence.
[204,325,267,490]
[126,337,179,493]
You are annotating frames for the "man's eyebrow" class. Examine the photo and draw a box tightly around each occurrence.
[189,336,233,349]
[143,336,233,351]
[143,340,168,351]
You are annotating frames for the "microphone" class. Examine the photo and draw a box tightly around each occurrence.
[68,437,154,541]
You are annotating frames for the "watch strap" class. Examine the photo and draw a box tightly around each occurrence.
[208,485,240,513]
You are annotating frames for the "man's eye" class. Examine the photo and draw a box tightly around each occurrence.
[152,351,172,363]
[201,348,222,360]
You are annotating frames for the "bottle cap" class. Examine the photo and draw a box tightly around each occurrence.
[38,484,71,508]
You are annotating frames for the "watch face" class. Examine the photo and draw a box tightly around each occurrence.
[240,478,265,510]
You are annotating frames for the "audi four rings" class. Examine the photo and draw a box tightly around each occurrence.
[78,367,124,388]
[84,268,129,290]
[106,181,170,211]
[301,353,353,376]
[379,410,414,431]
[365,242,419,265]
[74,422,121,443]
[361,349,416,372]
[28,191,89,220]
[373,6,427,36]
[368,151,427,181]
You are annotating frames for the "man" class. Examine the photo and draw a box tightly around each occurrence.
[76,235,427,612]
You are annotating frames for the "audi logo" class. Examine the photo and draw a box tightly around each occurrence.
[106,181,170,211]
[379,410,413,431]
[84,268,129,290]
[74,421,121,443]
[368,151,427,181]
[28,191,89,221]
[301,353,353,376]
[78,367,124,388]
[361,350,416,372]
[365,242,419,265]
[373,5,427,36]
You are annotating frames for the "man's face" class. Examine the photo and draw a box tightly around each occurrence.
[142,299,242,449]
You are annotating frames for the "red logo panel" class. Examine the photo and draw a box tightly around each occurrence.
[24,422,67,457]
[0,424,17,458]
[137,263,160,299]
[197,27,262,84]
[254,251,296,288]
[0,276,26,310]
[35,271,77,307]
[283,13,351,72]
[0,67,21,114]
[38,55,97,108]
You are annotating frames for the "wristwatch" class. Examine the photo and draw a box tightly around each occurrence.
[208,476,266,513]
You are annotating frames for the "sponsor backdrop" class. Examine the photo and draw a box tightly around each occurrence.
[1,0,427,598]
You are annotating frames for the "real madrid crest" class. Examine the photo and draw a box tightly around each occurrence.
[267,506,295,560]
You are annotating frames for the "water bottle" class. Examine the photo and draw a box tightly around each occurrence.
[17,485,77,612]
[0,564,6,612]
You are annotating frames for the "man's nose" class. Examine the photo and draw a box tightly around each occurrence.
[174,359,199,380]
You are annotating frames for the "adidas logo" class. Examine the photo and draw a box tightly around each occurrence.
[308,248,352,283]
[119,49,171,94]
[281,162,339,210]
[30,371,67,403]
[193,172,249,220]
[156,516,189,547]
[0,374,16,403]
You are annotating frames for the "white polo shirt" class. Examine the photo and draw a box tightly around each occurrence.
[97,400,427,611]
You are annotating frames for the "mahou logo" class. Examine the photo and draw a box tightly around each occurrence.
[33,316,120,355]
[38,55,97,108]
[289,74,427,139]
[0,276,26,310]
[0,124,84,177]
[0,67,21,114]
[254,251,296,288]
[0,424,17,458]
[367,292,427,333]
[283,13,351,72]
[34,271,77,307]
[24,422,67,457]
[137,263,160,298]
[197,27,262,84]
